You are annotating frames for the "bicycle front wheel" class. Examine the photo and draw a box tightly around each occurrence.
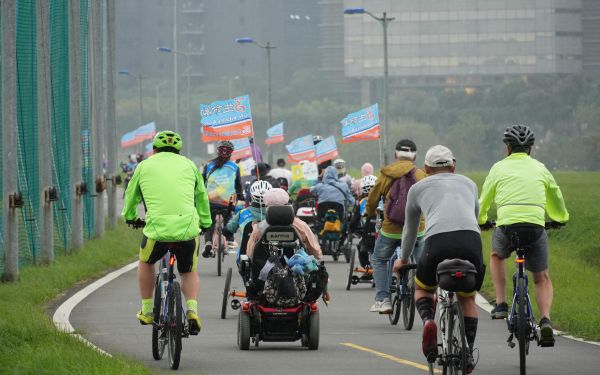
[402,270,416,330]
[447,303,467,375]
[167,281,183,370]
[517,277,528,375]
[217,229,224,277]
[152,275,166,360]
[221,268,233,319]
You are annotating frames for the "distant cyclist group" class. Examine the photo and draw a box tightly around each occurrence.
[122,124,568,373]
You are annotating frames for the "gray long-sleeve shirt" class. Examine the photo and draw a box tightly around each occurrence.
[400,173,480,261]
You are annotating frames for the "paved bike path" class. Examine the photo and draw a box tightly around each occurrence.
[71,254,600,374]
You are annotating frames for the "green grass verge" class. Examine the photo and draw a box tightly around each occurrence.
[467,171,600,341]
[0,222,151,375]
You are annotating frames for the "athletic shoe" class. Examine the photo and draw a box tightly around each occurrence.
[202,241,213,258]
[370,300,384,312]
[491,302,509,319]
[226,241,237,254]
[539,317,555,347]
[136,310,154,325]
[378,298,392,314]
[187,310,202,335]
[422,319,438,362]
[466,349,478,374]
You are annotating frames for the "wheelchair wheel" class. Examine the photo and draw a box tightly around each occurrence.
[221,268,232,319]
[238,312,251,350]
[307,311,320,350]
[346,247,356,290]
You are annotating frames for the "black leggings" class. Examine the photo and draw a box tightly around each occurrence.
[204,204,234,243]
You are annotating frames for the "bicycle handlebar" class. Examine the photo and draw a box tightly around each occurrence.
[479,221,566,231]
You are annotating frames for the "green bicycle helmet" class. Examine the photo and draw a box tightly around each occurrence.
[153,130,183,151]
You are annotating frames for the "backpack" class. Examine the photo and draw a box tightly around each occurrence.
[320,209,341,234]
[385,168,417,225]
[263,257,306,307]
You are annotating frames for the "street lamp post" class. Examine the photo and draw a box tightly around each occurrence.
[158,47,192,158]
[344,8,395,166]
[155,81,167,115]
[118,70,145,126]
[236,37,276,165]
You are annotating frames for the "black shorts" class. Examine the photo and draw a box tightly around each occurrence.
[415,230,484,296]
[139,235,199,274]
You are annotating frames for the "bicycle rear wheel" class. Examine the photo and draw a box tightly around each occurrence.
[152,275,166,360]
[517,277,528,375]
[346,247,356,290]
[221,268,233,319]
[217,230,223,276]
[402,270,416,330]
[447,303,467,375]
[167,281,183,370]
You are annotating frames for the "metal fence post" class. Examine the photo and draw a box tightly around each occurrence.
[105,0,117,229]
[2,0,19,281]
[38,0,54,264]
[69,0,83,250]
[91,0,105,238]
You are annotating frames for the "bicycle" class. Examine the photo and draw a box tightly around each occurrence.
[482,221,564,375]
[212,207,231,277]
[128,219,190,370]
[428,258,478,375]
[388,253,417,329]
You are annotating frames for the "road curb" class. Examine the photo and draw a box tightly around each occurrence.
[475,292,600,346]
[52,260,139,357]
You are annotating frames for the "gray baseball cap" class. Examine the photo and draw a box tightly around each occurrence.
[425,145,454,167]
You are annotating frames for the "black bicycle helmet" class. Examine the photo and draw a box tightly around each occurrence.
[503,125,535,147]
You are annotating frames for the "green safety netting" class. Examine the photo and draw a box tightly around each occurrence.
[16,0,40,266]
[80,0,94,239]
[49,0,71,252]
[0,3,4,272]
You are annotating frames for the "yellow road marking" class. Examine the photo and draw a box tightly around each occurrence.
[341,342,441,373]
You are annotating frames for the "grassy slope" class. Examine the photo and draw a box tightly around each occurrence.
[467,171,600,341]
[0,222,150,375]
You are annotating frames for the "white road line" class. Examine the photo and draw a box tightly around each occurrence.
[52,260,139,357]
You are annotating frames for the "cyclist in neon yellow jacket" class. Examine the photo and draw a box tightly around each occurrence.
[478,125,568,346]
[122,130,211,334]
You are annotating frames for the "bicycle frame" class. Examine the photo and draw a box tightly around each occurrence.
[507,247,537,346]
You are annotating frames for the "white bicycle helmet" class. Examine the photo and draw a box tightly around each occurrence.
[250,180,273,205]
[360,175,377,194]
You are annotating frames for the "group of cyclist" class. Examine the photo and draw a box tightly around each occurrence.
[122,124,569,373]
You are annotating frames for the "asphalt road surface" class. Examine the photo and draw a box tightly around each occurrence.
[70,243,600,375]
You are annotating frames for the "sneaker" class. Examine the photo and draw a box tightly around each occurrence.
[370,300,385,312]
[226,241,237,254]
[378,298,392,314]
[538,317,555,347]
[136,310,153,325]
[491,302,509,319]
[202,241,213,258]
[187,310,202,335]
[422,319,438,362]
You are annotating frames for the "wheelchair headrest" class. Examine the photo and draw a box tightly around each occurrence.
[266,205,295,226]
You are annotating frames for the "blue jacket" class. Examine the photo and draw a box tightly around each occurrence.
[311,166,355,206]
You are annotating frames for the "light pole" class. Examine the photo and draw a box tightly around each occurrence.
[158,47,192,157]
[236,37,276,165]
[155,81,167,115]
[118,70,145,126]
[344,7,395,166]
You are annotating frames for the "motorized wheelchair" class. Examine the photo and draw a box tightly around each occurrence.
[237,205,326,350]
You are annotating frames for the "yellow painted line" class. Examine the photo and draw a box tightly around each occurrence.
[341,342,441,373]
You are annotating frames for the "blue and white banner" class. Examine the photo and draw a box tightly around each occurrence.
[340,104,380,143]
[200,94,254,141]
[265,122,284,144]
[315,136,338,164]
[285,134,316,163]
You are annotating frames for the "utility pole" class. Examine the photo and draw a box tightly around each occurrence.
[173,0,179,132]
[91,0,105,238]
[382,12,392,165]
[2,0,20,281]
[69,0,83,249]
[105,0,117,229]
[38,0,54,263]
